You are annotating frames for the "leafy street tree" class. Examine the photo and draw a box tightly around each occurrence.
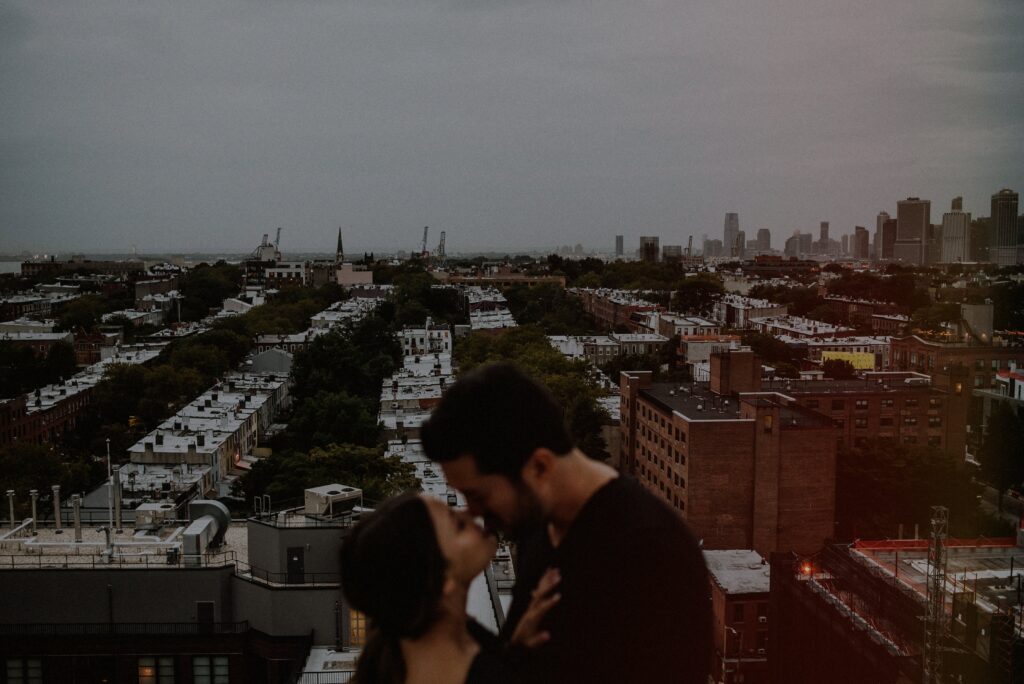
[285,390,383,452]
[504,284,599,335]
[978,403,1024,513]
[0,443,101,517]
[822,359,856,380]
[0,341,79,398]
[836,440,985,539]
[57,295,109,331]
[673,276,725,317]
[455,325,611,460]
[242,443,418,504]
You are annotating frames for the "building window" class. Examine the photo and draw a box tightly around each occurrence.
[880,417,893,427]
[350,608,368,647]
[903,416,918,426]
[903,436,917,444]
[805,399,819,409]
[138,657,174,684]
[881,398,894,408]
[904,398,919,407]
[192,656,229,684]
[975,359,985,370]
[929,398,942,408]
[854,418,868,428]
[5,659,42,684]
[831,399,845,411]
[855,399,868,410]
[928,417,941,427]
[928,436,941,447]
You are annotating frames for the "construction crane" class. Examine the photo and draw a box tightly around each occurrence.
[420,226,430,258]
[275,227,283,259]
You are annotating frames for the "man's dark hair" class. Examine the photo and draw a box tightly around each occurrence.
[421,362,574,479]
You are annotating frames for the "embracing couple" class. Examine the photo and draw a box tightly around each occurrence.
[340,363,712,683]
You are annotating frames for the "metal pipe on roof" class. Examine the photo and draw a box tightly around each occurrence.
[72,494,82,542]
[29,489,38,535]
[51,485,62,533]
[112,466,123,532]
[6,490,14,529]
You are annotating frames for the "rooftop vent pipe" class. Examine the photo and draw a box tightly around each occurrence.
[72,494,82,542]
[51,485,62,533]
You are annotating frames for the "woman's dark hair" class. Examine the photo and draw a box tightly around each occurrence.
[340,493,447,684]
[421,362,574,480]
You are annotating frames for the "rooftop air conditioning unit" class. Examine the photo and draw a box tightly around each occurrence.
[134,502,177,531]
[304,484,362,517]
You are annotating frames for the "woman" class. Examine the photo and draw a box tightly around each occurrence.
[340,492,558,684]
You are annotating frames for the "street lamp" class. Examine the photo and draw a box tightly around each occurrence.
[105,438,113,530]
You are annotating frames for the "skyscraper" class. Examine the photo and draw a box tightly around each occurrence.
[724,213,740,257]
[853,226,870,259]
[615,235,624,257]
[879,218,898,260]
[756,228,771,252]
[819,221,829,243]
[841,234,849,255]
[735,231,746,260]
[874,212,890,260]
[640,236,660,263]
[991,188,1020,266]
[941,198,971,263]
[894,197,930,264]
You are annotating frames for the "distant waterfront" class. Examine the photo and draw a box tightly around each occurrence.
[0,262,21,274]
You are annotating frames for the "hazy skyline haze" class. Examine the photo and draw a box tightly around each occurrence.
[1,0,1022,254]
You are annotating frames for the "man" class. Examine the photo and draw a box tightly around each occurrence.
[421,363,712,683]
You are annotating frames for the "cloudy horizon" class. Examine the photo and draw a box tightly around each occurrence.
[2,0,1022,255]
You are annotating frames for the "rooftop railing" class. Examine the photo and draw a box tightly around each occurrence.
[0,621,249,636]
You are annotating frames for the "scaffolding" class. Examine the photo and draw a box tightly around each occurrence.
[924,506,949,683]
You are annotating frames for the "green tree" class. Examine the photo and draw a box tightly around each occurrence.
[836,440,982,539]
[242,444,418,503]
[673,276,725,316]
[821,359,856,380]
[57,295,109,331]
[286,391,382,452]
[0,443,101,517]
[978,404,1024,513]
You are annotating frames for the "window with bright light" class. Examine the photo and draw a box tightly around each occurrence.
[137,657,173,684]
[350,608,368,647]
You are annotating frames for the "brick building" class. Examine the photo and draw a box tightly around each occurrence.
[573,288,663,331]
[890,335,1024,390]
[760,368,969,458]
[771,537,1024,683]
[705,550,771,684]
[620,353,838,557]
[711,295,788,329]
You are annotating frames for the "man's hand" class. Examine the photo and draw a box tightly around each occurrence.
[510,568,561,649]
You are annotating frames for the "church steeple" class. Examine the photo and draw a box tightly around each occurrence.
[336,227,344,264]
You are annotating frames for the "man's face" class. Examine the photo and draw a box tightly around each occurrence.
[440,453,545,540]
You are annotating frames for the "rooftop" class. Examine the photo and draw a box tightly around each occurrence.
[704,549,771,594]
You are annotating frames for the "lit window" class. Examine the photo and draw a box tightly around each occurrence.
[350,608,368,647]
[137,657,173,684]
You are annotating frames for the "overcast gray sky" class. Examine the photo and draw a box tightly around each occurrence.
[2,0,1022,255]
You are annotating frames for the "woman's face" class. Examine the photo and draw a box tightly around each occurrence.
[422,495,498,584]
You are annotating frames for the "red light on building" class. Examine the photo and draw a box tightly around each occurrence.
[800,562,813,576]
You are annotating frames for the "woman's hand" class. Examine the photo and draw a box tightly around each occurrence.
[510,568,561,649]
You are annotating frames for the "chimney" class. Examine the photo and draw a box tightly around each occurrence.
[112,466,123,531]
[29,489,38,535]
[72,494,82,542]
[51,485,62,533]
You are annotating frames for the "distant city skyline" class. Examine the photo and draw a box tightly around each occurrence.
[1,1,1022,254]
